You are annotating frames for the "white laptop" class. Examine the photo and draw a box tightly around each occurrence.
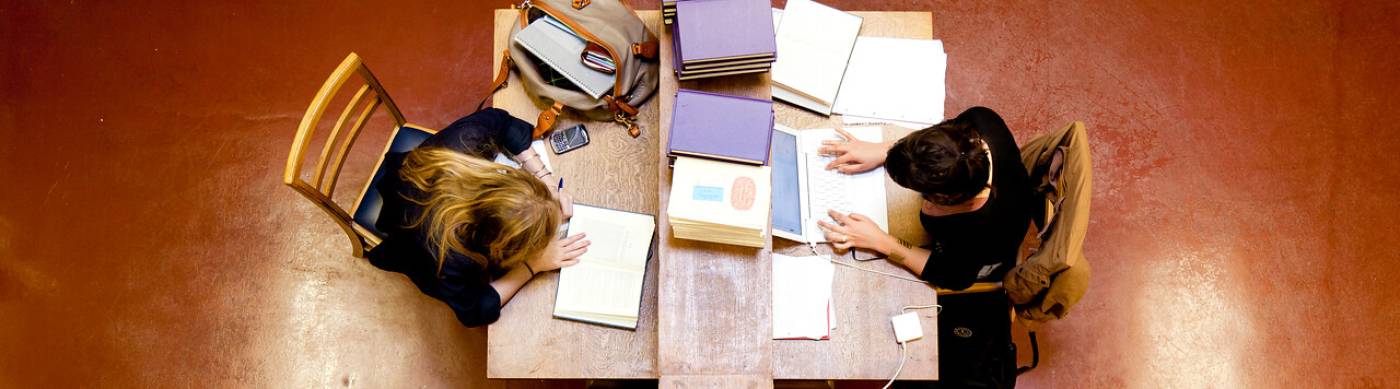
[770,124,889,243]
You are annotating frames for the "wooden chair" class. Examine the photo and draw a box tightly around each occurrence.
[283,52,439,257]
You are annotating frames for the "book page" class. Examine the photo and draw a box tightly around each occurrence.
[556,262,645,318]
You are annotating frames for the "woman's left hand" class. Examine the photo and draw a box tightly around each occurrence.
[818,128,890,174]
[816,209,893,252]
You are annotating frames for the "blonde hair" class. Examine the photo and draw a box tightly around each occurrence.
[398,147,560,274]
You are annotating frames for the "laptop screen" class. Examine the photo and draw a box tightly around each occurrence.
[770,128,803,238]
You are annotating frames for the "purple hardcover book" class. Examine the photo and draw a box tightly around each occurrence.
[667,89,775,165]
[676,0,776,65]
[671,22,684,77]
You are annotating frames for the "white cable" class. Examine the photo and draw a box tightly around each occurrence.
[883,341,908,389]
[830,260,929,284]
[884,305,941,387]
[800,243,940,388]
[902,304,942,315]
[807,243,929,284]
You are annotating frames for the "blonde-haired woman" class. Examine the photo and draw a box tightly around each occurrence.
[368,108,588,327]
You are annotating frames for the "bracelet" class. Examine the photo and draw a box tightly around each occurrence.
[523,261,537,276]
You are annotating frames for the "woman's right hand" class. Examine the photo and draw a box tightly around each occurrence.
[557,187,575,220]
[530,233,590,274]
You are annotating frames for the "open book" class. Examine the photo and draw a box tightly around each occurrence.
[553,204,657,330]
[770,0,863,115]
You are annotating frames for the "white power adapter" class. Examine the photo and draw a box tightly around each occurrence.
[890,312,923,343]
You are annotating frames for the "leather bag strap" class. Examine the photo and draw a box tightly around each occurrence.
[632,38,659,60]
[533,101,565,139]
[476,49,514,112]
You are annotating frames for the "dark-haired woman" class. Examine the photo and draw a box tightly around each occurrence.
[815,106,1032,290]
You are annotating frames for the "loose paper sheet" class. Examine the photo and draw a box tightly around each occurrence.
[832,37,947,125]
[773,253,837,340]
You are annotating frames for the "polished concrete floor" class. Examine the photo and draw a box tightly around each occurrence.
[3,0,1399,387]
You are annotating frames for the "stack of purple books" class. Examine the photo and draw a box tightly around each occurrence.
[667,88,775,166]
[671,0,776,81]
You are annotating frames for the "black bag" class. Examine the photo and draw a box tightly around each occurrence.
[933,291,1038,389]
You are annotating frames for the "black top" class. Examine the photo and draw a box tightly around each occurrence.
[917,107,1033,290]
[366,108,535,327]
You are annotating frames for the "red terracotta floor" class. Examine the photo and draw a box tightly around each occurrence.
[2,1,1398,387]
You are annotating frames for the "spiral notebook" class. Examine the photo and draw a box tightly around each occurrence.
[513,15,615,99]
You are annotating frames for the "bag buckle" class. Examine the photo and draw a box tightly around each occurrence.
[572,0,590,10]
[614,112,640,138]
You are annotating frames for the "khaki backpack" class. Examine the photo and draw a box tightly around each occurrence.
[486,0,660,139]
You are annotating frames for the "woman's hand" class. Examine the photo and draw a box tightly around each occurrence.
[816,210,895,252]
[818,128,892,174]
[530,233,589,274]
[557,187,575,220]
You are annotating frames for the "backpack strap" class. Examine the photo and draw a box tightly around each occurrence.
[533,101,564,139]
[632,38,659,61]
[476,49,515,113]
[603,95,641,137]
[1017,331,1040,375]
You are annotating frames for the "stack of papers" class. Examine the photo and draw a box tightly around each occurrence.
[834,37,948,128]
[772,254,836,340]
[770,0,862,115]
[667,156,772,248]
[554,205,657,330]
[671,0,777,80]
[771,1,950,126]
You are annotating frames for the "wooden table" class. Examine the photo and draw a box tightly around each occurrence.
[489,9,940,385]
[657,11,941,387]
[486,10,663,379]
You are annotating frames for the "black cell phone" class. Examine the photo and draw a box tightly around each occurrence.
[550,124,590,154]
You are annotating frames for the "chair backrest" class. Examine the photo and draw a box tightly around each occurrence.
[283,53,409,257]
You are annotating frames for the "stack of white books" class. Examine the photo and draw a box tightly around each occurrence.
[667,156,772,248]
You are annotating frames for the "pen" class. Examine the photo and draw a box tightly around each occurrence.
[558,177,564,191]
